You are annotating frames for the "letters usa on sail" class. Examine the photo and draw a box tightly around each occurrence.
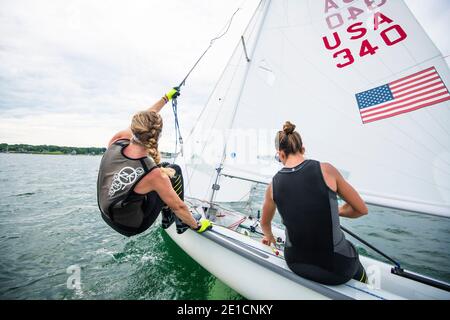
[355,67,450,124]
[322,0,408,69]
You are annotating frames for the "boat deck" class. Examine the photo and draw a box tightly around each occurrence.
[164,198,450,300]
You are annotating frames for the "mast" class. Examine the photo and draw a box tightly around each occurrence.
[208,0,272,212]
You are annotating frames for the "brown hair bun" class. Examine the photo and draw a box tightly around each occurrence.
[276,121,303,156]
[283,121,296,135]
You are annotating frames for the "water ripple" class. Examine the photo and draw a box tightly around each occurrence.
[0,153,448,300]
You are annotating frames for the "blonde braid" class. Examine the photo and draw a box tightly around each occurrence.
[130,111,175,178]
[144,136,161,164]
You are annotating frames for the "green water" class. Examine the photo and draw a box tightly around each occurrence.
[0,153,449,299]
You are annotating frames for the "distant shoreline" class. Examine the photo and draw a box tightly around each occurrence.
[0,151,102,156]
[0,143,106,156]
[0,143,175,157]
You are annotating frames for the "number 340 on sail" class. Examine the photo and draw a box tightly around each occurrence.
[322,11,408,69]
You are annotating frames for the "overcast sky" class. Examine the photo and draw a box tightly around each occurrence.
[1,0,449,149]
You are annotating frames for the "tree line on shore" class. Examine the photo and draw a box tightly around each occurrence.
[0,143,106,155]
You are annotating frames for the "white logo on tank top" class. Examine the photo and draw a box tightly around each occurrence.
[109,166,144,197]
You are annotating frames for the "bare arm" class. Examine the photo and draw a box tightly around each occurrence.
[139,169,198,229]
[147,97,169,113]
[108,128,133,148]
[324,164,368,218]
[339,202,365,219]
[148,88,179,113]
[337,178,368,218]
[107,95,170,147]
[261,184,277,246]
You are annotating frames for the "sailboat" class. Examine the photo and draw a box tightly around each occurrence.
[165,0,450,299]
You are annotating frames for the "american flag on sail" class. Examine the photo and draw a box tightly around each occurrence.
[355,66,450,124]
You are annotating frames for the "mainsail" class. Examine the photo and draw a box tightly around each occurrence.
[180,0,450,217]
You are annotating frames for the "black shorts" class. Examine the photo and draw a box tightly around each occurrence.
[103,163,183,237]
[287,254,367,286]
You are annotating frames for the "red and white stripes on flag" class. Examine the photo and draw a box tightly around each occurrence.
[356,67,450,124]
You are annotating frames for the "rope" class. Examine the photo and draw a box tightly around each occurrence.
[171,97,183,162]
[228,216,247,230]
[340,226,401,269]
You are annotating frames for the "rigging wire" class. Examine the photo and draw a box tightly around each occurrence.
[178,7,242,89]
[185,2,263,188]
[171,7,243,161]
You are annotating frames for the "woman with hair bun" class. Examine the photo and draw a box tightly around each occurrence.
[97,88,212,237]
[261,121,369,285]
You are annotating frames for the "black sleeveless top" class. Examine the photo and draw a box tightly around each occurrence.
[272,160,357,276]
[97,139,157,236]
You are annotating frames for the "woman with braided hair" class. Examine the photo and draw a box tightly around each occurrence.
[97,88,212,237]
[261,121,369,285]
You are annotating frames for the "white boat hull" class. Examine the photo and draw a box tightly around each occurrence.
[165,222,450,300]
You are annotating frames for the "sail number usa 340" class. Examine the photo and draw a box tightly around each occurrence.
[322,0,408,69]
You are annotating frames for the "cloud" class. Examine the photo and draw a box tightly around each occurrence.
[0,0,449,148]
[0,0,260,148]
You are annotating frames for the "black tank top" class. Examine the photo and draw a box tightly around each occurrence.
[97,139,157,236]
[272,160,357,274]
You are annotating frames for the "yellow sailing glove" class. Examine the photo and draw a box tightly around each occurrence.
[194,218,213,233]
[165,87,180,101]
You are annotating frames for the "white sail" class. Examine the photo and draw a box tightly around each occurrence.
[179,0,271,203]
[181,0,450,217]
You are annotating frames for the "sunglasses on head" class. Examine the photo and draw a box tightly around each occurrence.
[275,152,281,163]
